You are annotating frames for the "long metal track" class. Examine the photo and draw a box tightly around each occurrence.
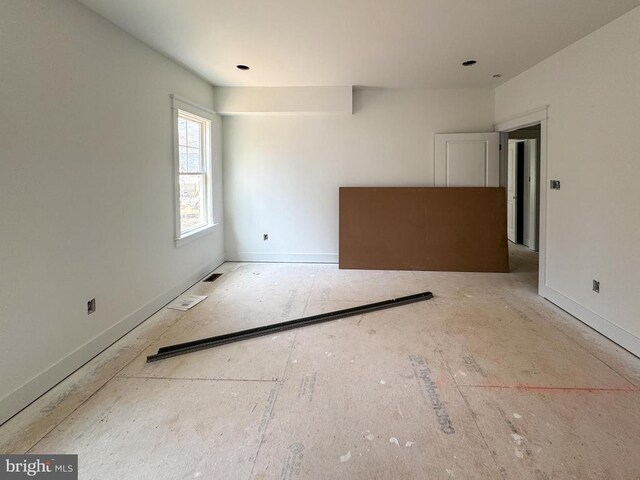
[146,291,433,362]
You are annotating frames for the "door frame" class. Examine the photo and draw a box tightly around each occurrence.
[506,140,517,243]
[523,138,539,251]
[508,138,538,250]
[495,105,548,296]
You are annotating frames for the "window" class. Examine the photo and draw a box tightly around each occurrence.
[172,95,214,246]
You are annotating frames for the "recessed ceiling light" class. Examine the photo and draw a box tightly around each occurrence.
[493,73,503,78]
[236,64,250,70]
[462,60,477,66]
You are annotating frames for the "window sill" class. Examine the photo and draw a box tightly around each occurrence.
[175,223,218,248]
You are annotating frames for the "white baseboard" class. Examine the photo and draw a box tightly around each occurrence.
[0,254,225,426]
[540,285,640,358]
[226,251,339,263]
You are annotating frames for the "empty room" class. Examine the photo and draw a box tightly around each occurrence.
[1,0,640,478]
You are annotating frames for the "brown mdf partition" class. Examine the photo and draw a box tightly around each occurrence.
[339,187,509,272]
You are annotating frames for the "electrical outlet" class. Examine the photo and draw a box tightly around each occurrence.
[263,233,269,241]
[550,180,561,190]
[87,298,96,314]
[592,280,600,293]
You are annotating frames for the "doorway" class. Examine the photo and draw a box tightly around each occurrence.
[496,106,548,295]
[505,125,540,251]
[516,141,525,244]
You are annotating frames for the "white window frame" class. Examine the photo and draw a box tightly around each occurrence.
[171,95,215,247]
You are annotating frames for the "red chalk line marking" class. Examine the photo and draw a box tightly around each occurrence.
[459,384,639,393]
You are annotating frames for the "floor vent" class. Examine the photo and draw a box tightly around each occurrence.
[203,272,223,282]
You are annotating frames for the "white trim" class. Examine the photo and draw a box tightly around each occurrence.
[0,254,225,425]
[171,94,215,120]
[175,223,218,247]
[494,107,548,295]
[538,117,548,293]
[172,95,215,245]
[172,104,181,242]
[540,285,640,357]
[494,105,549,132]
[225,252,339,264]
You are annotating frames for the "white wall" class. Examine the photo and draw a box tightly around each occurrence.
[223,88,494,262]
[215,86,352,115]
[0,0,223,423]
[495,6,640,355]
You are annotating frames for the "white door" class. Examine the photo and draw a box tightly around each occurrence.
[434,133,499,187]
[507,140,517,242]
[524,139,538,250]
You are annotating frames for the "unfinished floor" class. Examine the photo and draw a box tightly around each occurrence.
[1,244,639,479]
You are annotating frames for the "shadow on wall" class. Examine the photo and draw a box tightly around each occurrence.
[351,86,387,114]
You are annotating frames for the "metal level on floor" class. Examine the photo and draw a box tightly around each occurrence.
[146,291,433,362]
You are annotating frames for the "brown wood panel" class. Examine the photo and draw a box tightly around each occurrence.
[339,187,509,272]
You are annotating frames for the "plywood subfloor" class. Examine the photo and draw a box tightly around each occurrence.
[1,244,639,479]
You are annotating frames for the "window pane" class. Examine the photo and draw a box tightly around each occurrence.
[179,174,206,232]
[186,120,201,148]
[178,117,187,146]
[179,146,188,172]
[187,147,201,172]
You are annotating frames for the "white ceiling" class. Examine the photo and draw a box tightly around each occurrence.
[78,0,640,88]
